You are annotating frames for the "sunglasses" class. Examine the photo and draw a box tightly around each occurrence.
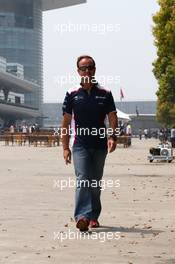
[78,65,95,71]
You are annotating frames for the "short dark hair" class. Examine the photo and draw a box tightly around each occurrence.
[77,55,96,68]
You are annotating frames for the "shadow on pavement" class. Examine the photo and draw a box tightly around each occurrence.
[93,225,163,235]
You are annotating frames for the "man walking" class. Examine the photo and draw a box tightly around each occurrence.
[62,55,118,231]
[171,127,175,148]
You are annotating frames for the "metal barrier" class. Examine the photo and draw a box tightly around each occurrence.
[0,133,60,147]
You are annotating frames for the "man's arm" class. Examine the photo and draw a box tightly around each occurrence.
[61,113,72,164]
[107,111,118,153]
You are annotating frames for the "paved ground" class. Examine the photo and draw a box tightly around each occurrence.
[0,139,175,264]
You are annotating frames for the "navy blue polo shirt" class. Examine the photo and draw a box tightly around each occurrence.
[62,83,116,149]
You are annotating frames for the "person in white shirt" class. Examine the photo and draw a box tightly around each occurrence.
[170,127,175,148]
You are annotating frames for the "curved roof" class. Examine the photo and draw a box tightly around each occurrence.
[0,71,39,93]
[116,108,131,121]
[0,102,40,118]
[42,0,86,11]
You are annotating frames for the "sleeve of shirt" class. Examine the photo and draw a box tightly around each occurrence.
[105,91,116,114]
[62,92,73,115]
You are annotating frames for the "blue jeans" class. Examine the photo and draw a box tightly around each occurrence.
[72,145,107,221]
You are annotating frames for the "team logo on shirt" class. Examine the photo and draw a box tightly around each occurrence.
[95,96,106,99]
[74,96,84,101]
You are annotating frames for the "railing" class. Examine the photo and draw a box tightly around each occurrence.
[0,132,60,147]
[117,136,131,147]
[0,131,131,148]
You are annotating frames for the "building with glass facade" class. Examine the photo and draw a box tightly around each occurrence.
[0,0,43,110]
[0,0,86,127]
[0,56,6,72]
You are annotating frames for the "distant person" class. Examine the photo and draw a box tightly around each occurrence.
[170,127,175,148]
[144,128,148,139]
[31,124,36,133]
[118,121,124,136]
[164,128,169,142]
[148,129,151,138]
[138,129,142,140]
[126,123,132,136]
[18,125,22,133]
[159,129,165,143]
[119,125,125,136]
[22,125,28,134]
[29,125,33,134]
[155,130,158,139]
[35,123,40,132]
[9,124,15,134]
[9,124,15,145]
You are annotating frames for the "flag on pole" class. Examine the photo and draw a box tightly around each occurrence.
[136,105,139,116]
[120,88,124,101]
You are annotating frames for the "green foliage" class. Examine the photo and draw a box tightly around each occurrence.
[153,0,175,127]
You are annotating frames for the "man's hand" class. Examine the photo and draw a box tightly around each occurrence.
[107,138,117,153]
[63,148,71,165]
[62,113,72,165]
[107,111,118,153]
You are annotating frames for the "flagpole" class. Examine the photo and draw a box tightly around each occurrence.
[120,88,124,111]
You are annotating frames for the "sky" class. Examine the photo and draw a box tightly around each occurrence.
[43,0,159,103]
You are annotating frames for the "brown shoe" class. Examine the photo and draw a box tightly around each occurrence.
[76,217,89,231]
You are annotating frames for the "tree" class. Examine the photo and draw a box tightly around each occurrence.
[152,0,175,127]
